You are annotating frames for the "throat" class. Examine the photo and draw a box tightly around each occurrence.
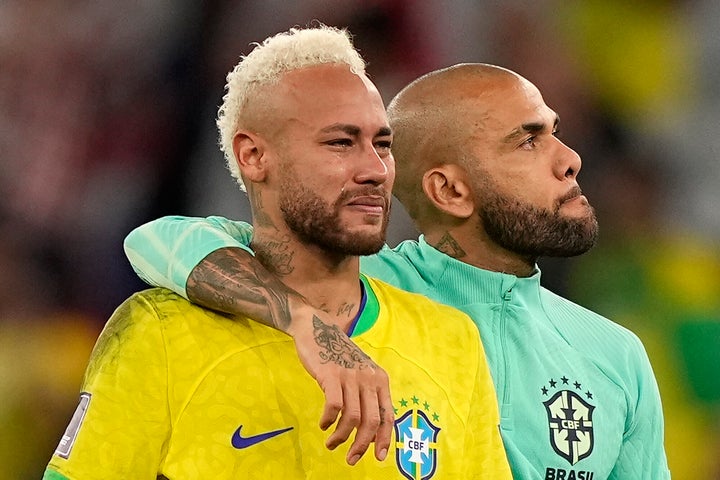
[305,279,366,334]
[285,273,366,332]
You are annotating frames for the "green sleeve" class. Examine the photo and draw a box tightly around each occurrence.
[609,337,671,479]
[42,469,68,480]
[123,215,254,298]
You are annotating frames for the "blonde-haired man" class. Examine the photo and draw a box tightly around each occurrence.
[44,26,510,479]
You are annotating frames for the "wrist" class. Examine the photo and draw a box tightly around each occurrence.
[283,296,319,337]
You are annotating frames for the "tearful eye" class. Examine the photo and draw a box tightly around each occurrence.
[328,139,353,147]
[374,141,392,154]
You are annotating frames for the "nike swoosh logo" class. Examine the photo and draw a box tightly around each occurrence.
[231,425,294,449]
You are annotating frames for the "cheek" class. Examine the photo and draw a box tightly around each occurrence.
[385,161,397,189]
[489,172,550,208]
[297,161,347,189]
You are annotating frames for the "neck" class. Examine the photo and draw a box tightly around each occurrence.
[424,227,536,277]
[251,227,364,330]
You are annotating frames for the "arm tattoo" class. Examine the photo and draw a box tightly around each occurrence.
[312,316,373,369]
[187,248,295,330]
[432,232,466,258]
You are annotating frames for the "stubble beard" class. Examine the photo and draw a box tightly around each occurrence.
[278,176,390,256]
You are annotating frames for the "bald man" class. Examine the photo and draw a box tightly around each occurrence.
[125,63,670,479]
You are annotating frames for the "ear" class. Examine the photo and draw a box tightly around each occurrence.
[232,130,268,184]
[422,165,474,219]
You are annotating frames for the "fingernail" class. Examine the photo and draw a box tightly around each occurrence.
[379,448,388,461]
[349,454,361,465]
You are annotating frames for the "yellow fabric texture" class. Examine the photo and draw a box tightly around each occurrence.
[46,279,510,479]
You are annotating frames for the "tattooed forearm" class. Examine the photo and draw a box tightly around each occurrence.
[187,247,297,330]
[432,232,466,258]
[312,316,374,369]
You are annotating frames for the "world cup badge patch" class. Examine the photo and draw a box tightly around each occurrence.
[541,377,595,465]
[393,395,441,480]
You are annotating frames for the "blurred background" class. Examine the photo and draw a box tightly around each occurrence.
[1,0,718,478]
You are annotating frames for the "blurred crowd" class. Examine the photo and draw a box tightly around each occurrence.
[1,1,718,478]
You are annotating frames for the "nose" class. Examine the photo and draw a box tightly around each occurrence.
[555,138,582,181]
[354,144,392,185]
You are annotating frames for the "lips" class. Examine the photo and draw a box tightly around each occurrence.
[559,186,584,204]
[347,196,386,208]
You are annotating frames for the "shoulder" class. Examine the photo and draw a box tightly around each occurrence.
[99,288,288,370]
[366,276,478,334]
[96,289,174,340]
[126,287,205,318]
[92,288,191,347]
[362,240,417,269]
[98,288,240,351]
[539,286,648,356]
[361,240,433,290]
[127,288,280,342]
[81,289,187,387]
[541,287,638,335]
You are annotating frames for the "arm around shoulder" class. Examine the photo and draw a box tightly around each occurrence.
[123,215,253,297]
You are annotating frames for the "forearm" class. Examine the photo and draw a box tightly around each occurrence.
[124,215,254,298]
[187,247,303,332]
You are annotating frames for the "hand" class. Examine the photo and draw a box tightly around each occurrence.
[288,304,395,465]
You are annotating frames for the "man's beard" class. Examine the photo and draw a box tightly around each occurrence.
[479,187,599,259]
[278,176,390,256]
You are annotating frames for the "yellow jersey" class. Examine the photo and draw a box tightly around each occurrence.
[45,277,510,479]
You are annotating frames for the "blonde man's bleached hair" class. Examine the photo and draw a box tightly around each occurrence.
[217,24,367,190]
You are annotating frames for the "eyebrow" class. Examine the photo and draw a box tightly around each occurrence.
[502,115,560,144]
[320,123,392,137]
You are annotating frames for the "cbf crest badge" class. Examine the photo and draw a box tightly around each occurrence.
[541,377,595,465]
[393,395,441,480]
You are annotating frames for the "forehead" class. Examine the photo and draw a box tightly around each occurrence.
[274,64,388,132]
[465,75,557,137]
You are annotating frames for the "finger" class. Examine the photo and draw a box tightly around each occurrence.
[374,389,395,462]
[325,380,361,451]
[345,383,382,465]
[318,380,343,431]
